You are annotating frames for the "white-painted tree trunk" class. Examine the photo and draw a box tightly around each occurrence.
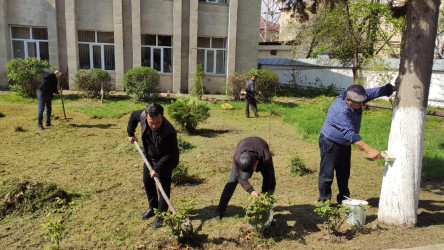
[378,0,440,227]
[378,107,426,225]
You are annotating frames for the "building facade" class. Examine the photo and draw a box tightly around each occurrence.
[0,0,261,93]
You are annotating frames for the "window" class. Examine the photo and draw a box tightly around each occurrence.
[141,35,173,73]
[10,26,49,61]
[197,37,226,75]
[198,0,229,4]
[78,30,115,71]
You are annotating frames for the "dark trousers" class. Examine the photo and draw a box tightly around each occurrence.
[37,90,53,126]
[216,163,276,213]
[143,163,172,213]
[318,134,351,204]
[245,96,258,118]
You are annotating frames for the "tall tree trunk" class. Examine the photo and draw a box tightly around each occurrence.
[378,0,440,226]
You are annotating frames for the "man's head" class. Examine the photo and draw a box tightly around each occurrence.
[54,70,64,81]
[251,75,257,81]
[238,151,258,180]
[345,85,367,109]
[145,103,164,131]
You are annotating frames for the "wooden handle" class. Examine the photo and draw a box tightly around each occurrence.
[133,141,177,215]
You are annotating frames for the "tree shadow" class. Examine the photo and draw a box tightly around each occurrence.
[421,180,444,196]
[69,123,115,129]
[191,129,231,138]
[422,156,444,181]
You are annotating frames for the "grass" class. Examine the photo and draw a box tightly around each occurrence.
[0,91,443,249]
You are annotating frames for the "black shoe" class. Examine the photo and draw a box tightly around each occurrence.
[153,217,163,229]
[37,124,45,130]
[140,208,155,220]
[212,210,223,220]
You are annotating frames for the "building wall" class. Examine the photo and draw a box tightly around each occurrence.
[258,45,293,59]
[0,0,261,92]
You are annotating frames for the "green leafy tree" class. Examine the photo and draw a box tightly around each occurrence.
[167,97,211,133]
[191,64,205,99]
[281,0,404,84]
[122,66,160,101]
[6,57,55,97]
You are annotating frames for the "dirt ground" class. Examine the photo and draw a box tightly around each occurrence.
[0,97,443,249]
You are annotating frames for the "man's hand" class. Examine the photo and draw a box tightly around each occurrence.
[150,171,159,179]
[251,191,259,197]
[258,91,262,95]
[128,136,138,143]
[367,148,382,160]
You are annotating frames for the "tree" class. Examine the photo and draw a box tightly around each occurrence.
[283,0,441,226]
[378,0,440,227]
[281,0,404,84]
[191,64,205,100]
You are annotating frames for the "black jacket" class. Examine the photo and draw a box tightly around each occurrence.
[38,73,59,96]
[127,110,179,174]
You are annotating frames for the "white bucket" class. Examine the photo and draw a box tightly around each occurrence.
[342,199,368,226]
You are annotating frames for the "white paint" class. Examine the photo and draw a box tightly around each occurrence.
[378,106,426,226]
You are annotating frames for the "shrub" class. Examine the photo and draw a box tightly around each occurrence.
[167,97,211,133]
[155,197,194,241]
[73,69,112,99]
[177,134,195,153]
[6,57,55,97]
[172,162,190,185]
[244,193,276,233]
[289,156,312,176]
[246,69,279,101]
[191,64,205,99]
[314,200,350,236]
[226,72,247,100]
[123,67,160,101]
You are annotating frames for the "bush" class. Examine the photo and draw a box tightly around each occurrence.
[73,69,112,99]
[289,156,312,176]
[226,72,247,100]
[244,193,276,233]
[167,97,211,133]
[172,162,190,185]
[191,64,205,99]
[155,197,194,241]
[6,57,55,97]
[177,134,195,153]
[246,69,279,101]
[123,67,160,101]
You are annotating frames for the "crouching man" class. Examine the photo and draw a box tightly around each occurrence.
[127,103,179,229]
[213,137,276,219]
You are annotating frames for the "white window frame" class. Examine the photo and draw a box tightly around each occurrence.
[78,30,115,71]
[10,26,48,60]
[197,37,226,75]
[141,35,173,74]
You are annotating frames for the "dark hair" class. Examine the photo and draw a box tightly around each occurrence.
[252,75,257,78]
[145,103,164,118]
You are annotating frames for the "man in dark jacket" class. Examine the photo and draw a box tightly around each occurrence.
[318,83,397,204]
[244,75,261,118]
[127,103,179,229]
[212,137,276,219]
[37,70,63,130]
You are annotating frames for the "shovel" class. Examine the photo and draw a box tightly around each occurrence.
[133,141,193,231]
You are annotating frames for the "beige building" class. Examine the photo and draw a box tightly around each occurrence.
[0,0,261,93]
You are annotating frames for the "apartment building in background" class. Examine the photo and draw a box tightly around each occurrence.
[0,0,261,93]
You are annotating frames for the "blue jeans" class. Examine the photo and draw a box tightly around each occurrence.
[37,90,53,126]
[318,134,351,203]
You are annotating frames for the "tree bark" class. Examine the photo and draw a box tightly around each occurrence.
[378,0,440,226]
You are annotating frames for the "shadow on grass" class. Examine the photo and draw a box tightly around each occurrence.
[367,197,444,227]
[192,128,230,138]
[173,175,205,186]
[422,156,444,181]
[69,123,116,129]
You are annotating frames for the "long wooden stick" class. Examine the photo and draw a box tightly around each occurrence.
[133,141,177,215]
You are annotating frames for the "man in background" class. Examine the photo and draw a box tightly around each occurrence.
[37,70,63,130]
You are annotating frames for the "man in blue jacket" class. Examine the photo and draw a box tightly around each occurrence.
[37,70,64,130]
[318,82,397,204]
[127,103,179,228]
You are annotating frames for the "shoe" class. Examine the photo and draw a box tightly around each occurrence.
[212,210,223,220]
[46,124,53,127]
[37,124,45,130]
[140,208,155,220]
[153,217,163,229]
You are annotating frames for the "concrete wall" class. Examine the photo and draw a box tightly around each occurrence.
[260,59,444,107]
[7,0,50,26]
[258,45,293,59]
[76,0,113,31]
[204,75,225,94]
[141,0,173,34]
[197,3,228,37]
